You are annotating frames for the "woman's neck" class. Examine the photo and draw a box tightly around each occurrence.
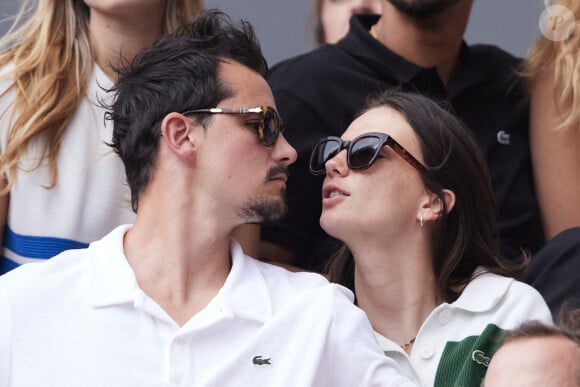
[88,8,164,81]
[352,244,441,350]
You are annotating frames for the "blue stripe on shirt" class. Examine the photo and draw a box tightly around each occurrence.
[1,257,19,274]
[3,226,89,259]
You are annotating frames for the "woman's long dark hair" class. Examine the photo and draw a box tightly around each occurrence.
[325,89,525,302]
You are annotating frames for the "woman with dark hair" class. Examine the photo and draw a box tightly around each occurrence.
[310,90,552,386]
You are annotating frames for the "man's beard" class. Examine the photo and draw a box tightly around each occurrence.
[237,192,288,224]
[387,0,464,17]
[237,164,290,223]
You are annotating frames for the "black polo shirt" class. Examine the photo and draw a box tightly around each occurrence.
[263,14,544,271]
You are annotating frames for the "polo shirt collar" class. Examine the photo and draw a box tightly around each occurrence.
[450,270,513,312]
[88,226,272,323]
[447,42,488,96]
[89,225,139,307]
[214,240,272,323]
[338,14,486,93]
[338,14,424,84]
[376,271,513,354]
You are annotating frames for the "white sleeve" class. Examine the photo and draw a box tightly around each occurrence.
[0,280,13,386]
[327,285,417,387]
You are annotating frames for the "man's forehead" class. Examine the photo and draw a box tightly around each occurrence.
[217,60,274,107]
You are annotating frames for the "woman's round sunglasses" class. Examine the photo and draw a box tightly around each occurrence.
[309,132,427,175]
[181,106,284,147]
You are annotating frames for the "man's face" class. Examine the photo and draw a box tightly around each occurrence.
[484,336,580,387]
[387,0,464,17]
[194,61,297,225]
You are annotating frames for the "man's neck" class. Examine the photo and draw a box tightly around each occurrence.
[373,0,473,85]
[123,193,234,327]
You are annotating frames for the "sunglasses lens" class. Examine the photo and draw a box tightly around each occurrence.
[310,139,340,173]
[262,108,280,146]
[349,136,381,169]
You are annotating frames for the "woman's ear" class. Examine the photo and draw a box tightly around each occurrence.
[160,112,196,164]
[440,189,456,214]
[420,189,456,223]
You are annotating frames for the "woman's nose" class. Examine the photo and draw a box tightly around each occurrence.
[325,149,348,177]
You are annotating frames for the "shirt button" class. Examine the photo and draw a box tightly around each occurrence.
[170,374,182,385]
[420,343,434,359]
[438,308,452,325]
[173,334,187,345]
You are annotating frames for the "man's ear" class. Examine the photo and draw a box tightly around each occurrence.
[160,112,197,165]
[420,189,456,223]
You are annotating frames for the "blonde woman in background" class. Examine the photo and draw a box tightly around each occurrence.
[521,0,580,317]
[0,0,203,274]
[527,0,580,239]
[312,0,382,44]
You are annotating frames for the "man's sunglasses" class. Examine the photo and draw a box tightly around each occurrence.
[180,106,284,147]
[309,132,428,175]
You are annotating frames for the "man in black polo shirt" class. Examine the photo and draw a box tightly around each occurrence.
[256,0,578,315]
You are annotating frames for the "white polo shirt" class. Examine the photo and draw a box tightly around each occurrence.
[0,225,414,387]
[374,271,552,387]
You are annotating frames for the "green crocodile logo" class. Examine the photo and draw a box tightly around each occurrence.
[252,355,271,365]
[471,350,490,367]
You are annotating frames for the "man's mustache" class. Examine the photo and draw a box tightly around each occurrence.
[266,165,289,181]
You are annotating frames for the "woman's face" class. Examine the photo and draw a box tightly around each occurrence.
[319,106,427,244]
[320,0,382,44]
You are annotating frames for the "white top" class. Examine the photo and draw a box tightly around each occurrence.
[374,271,552,387]
[0,64,135,272]
[0,225,415,387]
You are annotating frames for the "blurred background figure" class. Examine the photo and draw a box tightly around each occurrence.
[0,1,549,67]
[484,309,580,387]
[525,0,580,240]
[521,0,580,315]
[312,0,382,44]
[0,0,203,274]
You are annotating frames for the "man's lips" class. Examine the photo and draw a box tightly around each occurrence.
[267,165,289,184]
[269,174,288,184]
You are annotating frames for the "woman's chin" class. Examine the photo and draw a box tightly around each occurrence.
[320,215,349,240]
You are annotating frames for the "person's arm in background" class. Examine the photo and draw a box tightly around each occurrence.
[530,68,580,240]
[234,226,303,271]
[232,224,260,257]
[258,239,297,266]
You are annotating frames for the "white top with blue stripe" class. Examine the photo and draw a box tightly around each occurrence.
[0,63,136,273]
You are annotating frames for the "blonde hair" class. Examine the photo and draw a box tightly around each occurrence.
[525,0,580,133]
[0,0,203,194]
